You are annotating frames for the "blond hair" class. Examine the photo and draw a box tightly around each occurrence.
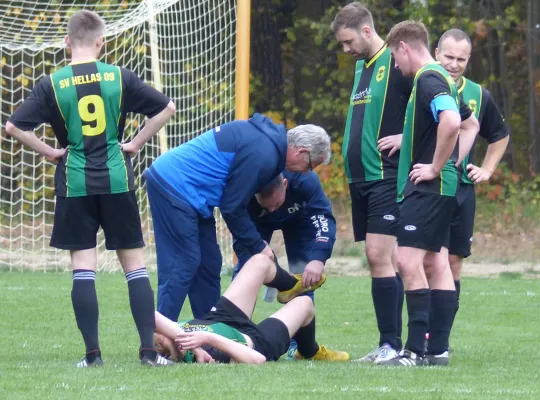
[386,20,429,49]
[67,10,105,48]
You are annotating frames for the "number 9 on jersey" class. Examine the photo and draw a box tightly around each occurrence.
[78,95,106,136]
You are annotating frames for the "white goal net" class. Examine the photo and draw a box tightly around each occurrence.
[0,0,236,271]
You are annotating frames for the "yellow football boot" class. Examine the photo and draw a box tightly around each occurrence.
[295,345,350,361]
[276,274,327,304]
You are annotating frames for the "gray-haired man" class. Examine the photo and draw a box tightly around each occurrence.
[143,114,331,326]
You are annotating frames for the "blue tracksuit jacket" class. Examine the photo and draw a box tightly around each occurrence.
[234,171,337,266]
[146,113,287,254]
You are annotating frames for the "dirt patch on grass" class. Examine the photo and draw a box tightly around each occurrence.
[270,209,540,278]
[320,203,540,278]
[275,255,540,278]
[461,261,540,278]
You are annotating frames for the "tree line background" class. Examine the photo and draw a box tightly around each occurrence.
[0,0,537,263]
[249,0,540,201]
[1,0,538,207]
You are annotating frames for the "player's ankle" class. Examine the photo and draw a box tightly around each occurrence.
[85,349,101,363]
[139,347,157,360]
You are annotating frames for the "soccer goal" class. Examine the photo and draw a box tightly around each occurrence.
[0,1,237,271]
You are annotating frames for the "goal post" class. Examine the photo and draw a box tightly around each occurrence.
[0,0,237,271]
[235,0,251,121]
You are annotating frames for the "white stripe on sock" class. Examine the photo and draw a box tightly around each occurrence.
[125,268,148,282]
[73,272,96,281]
[126,273,148,282]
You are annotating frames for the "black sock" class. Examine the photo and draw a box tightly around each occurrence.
[454,280,461,316]
[404,288,431,357]
[125,268,156,359]
[267,262,298,291]
[71,270,100,356]
[396,274,405,350]
[427,289,457,355]
[293,317,319,359]
[372,277,399,349]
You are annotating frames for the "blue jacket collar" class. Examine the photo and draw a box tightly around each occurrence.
[248,113,287,171]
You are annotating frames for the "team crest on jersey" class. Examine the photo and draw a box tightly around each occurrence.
[468,99,477,115]
[376,66,386,82]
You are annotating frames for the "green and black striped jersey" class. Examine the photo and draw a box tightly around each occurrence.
[9,60,170,197]
[397,63,472,201]
[457,77,507,184]
[342,45,413,183]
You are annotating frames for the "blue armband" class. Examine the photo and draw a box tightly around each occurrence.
[430,95,458,122]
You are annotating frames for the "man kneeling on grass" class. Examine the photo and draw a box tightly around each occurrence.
[153,254,350,364]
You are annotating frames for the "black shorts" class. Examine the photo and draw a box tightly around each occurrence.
[449,184,476,258]
[349,179,399,241]
[50,191,144,251]
[204,296,290,361]
[397,191,457,252]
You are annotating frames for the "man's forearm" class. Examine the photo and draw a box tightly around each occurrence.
[432,123,459,172]
[206,332,266,364]
[480,136,509,173]
[5,123,58,158]
[457,128,476,165]
[223,213,266,255]
[457,115,480,165]
[130,101,175,150]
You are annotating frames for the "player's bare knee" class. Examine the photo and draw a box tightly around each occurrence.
[396,254,413,276]
[366,244,387,266]
[245,254,272,274]
[449,255,463,280]
[71,260,97,271]
[70,248,97,271]
[451,269,461,281]
[423,255,435,278]
[303,295,315,314]
[291,295,314,316]
[253,253,272,267]
[424,263,433,280]
[117,248,145,273]
[366,244,394,276]
[297,296,315,321]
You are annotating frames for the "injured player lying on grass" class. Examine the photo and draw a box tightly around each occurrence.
[153,254,349,364]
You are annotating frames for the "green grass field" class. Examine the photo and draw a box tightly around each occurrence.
[0,271,538,399]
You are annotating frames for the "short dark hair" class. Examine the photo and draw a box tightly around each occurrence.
[438,28,472,50]
[67,10,105,48]
[386,20,429,50]
[259,174,284,198]
[330,2,374,34]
